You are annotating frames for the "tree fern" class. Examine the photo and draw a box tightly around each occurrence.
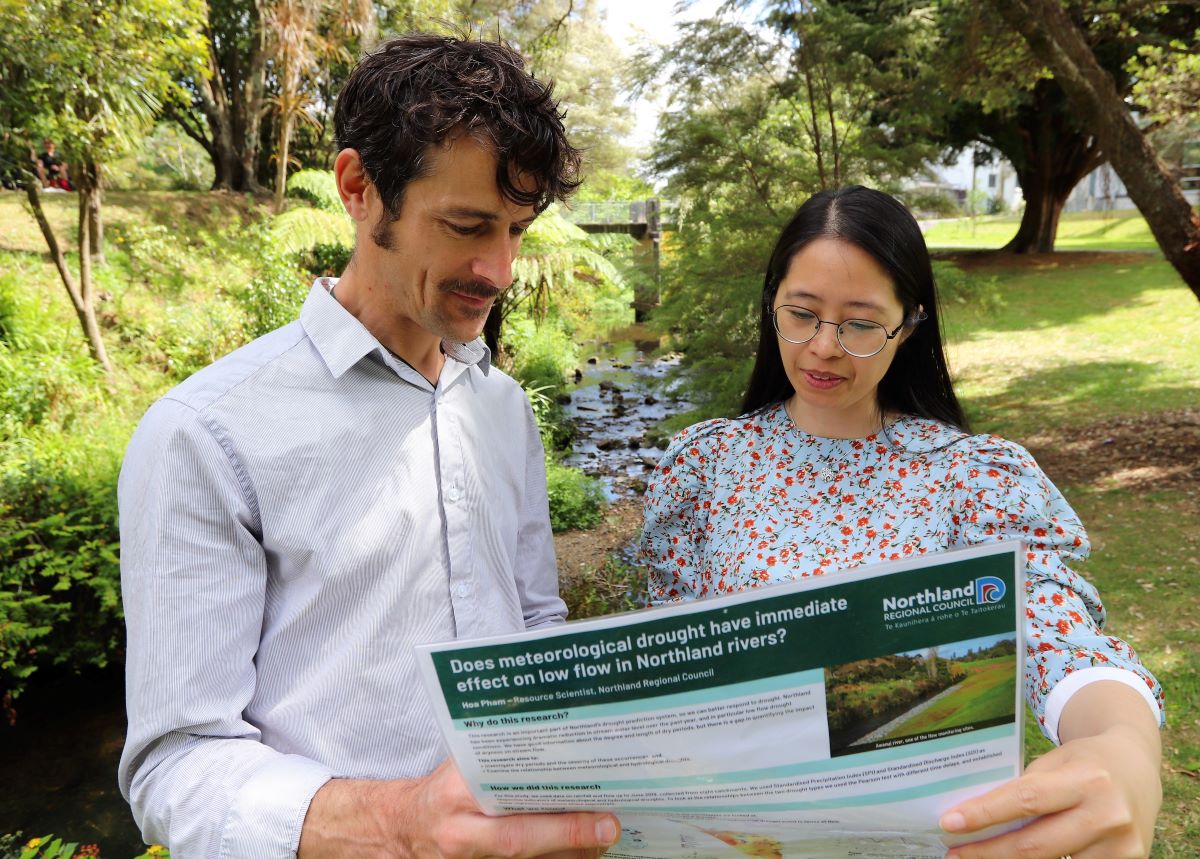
[270,206,354,255]
[285,169,343,211]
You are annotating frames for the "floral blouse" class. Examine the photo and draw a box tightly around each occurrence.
[639,402,1164,738]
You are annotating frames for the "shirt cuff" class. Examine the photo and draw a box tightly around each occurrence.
[219,753,332,859]
[1043,666,1162,745]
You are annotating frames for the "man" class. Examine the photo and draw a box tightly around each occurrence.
[35,138,70,190]
[118,34,620,858]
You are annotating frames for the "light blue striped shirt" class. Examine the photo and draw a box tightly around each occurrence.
[118,280,564,858]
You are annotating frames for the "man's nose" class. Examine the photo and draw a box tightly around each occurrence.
[472,233,519,290]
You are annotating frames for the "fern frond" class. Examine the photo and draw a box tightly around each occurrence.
[271,206,354,255]
[286,169,343,211]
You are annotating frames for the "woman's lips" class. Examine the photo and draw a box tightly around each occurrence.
[802,370,845,390]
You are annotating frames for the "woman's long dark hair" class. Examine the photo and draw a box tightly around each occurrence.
[740,185,968,431]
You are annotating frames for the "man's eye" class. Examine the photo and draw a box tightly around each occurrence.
[448,222,482,236]
[510,225,528,237]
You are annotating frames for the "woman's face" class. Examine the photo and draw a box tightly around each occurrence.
[772,238,911,438]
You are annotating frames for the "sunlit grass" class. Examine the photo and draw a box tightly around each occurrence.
[943,256,1200,439]
[922,208,1162,251]
[941,256,1198,857]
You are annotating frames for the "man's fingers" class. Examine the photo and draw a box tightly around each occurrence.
[471,811,619,859]
[941,771,1082,833]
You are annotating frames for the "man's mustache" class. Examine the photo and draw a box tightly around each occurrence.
[439,280,502,301]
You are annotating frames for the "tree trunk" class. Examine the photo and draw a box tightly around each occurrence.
[182,10,269,193]
[24,180,112,373]
[79,159,104,263]
[240,13,270,194]
[993,0,1200,299]
[275,113,292,213]
[1000,81,1104,254]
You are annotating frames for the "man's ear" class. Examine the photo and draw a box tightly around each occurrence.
[334,148,374,222]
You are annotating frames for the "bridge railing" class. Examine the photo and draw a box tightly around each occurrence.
[561,199,678,229]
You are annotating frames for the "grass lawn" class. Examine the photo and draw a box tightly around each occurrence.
[923,208,1162,251]
[941,252,1200,856]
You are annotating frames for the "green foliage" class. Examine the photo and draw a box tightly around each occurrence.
[0,832,162,858]
[238,252,311,341]
[506,317,578,392]
[0,423,126,704]
[574,171,657,202]
[931,260,1004,317]
[544,460,605,533]
[16,835,79,859]
[903,190,960,218]
[270,206,354,257]
[0,0,208,168]
[106,123,214,191]
[824,654,968,732]
[286,169,343,211]
[560,555,647,620]
[302,242,353,277]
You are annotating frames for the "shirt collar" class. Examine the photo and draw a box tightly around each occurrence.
[299,278,492,381]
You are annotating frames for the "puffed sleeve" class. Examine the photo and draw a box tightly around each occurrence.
[951,436,1164,741]
[639,419,728,603]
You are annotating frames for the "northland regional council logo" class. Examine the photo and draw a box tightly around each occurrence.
[882,575,1007,621]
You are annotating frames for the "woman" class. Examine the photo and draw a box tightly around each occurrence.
[640,186,1163,858]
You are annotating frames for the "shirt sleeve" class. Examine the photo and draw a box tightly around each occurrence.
[951,435,1164,742]
[118,398,331,859]
[640,419,727,603]
[513,396,568,629]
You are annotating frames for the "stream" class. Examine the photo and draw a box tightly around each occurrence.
[558,327,691,501]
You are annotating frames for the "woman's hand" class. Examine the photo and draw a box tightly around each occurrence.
[940,680,1161,859]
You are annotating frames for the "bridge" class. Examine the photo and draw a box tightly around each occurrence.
[561,199,676,319]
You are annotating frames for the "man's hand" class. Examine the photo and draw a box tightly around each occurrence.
[298,760,621,859]
[938,681,1161,859]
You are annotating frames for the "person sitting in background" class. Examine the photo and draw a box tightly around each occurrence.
[640,185,1164,859]
[35,139,71,190]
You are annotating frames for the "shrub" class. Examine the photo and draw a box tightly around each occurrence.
[559,554,646,620]
[505,318,579,392]
[302,242,353,278]
[544,460,605,532]
[932,260,1004,316]
[0,423,126,710]
[236,239,311,340]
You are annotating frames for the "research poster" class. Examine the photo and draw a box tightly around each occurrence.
[417,541,1025,858]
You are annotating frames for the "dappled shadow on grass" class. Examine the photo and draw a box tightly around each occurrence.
[936,251,1178,339]
[962,360,1197,450]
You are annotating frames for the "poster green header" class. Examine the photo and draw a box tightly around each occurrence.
[431,548,1018,720]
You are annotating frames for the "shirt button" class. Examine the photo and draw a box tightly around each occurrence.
[445,484,461,503]
[454,582,470,598]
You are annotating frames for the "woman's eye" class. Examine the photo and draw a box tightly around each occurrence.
[788,309,816,321]
[846,320,880,333]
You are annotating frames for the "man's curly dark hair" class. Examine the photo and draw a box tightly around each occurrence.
[334,33,581,226]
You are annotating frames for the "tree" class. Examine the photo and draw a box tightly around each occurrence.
[263,0,374,212]
[810,0,1197,254]
[171,0,438,193]
[631,7,943,416]
[0,0,207,373]
[167,0,271,192]
[989,0,1200,299]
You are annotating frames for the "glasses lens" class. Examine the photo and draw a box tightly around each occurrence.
[774,306,819,343]
[838,320,888,357]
